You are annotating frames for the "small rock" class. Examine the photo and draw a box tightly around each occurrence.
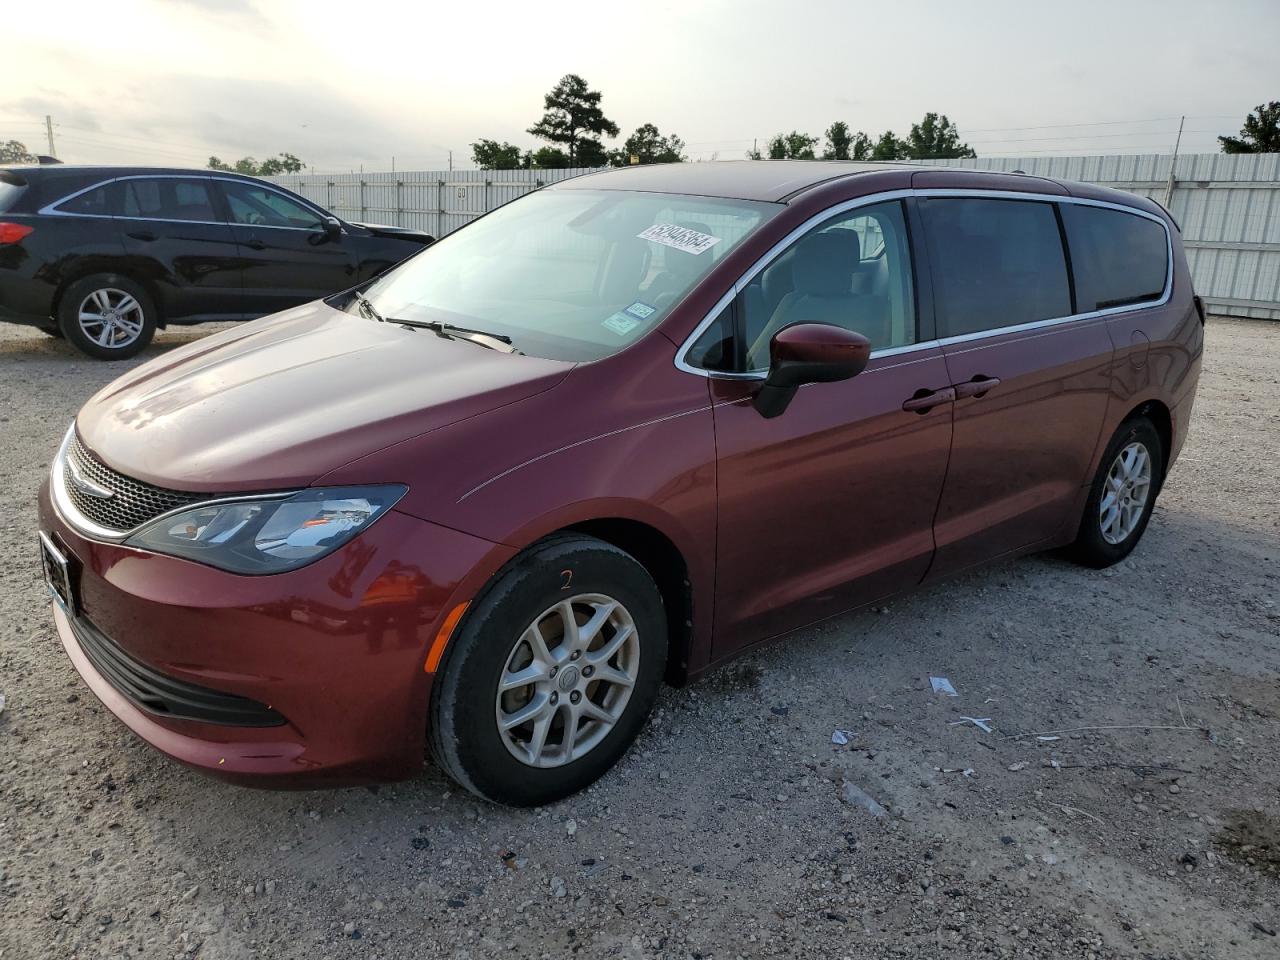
[550,876,567,899]
[565,819,577,837]
[342,921,358,937]
[181,885,199,901]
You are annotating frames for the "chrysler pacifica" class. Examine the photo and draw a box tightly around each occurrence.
[38,161,1203,805]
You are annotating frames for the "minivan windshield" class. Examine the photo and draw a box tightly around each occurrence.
[358,188,779,361]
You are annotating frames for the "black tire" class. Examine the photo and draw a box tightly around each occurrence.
[57,274,157,360]
[1069,417,1164,568]
[429,534,667,806]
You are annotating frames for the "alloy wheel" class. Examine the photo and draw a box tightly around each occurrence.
[495,593,640,768]
[1099,441,1152,544]
[77,288,145,350]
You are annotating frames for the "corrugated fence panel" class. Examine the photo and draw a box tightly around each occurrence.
[272,154,1280,319]
[912,153,1280,318]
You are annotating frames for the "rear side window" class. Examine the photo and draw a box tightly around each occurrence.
[56,184,113,216]
[121,178,219,222]
[921,198,1071,338]
[1061,204,1168,311]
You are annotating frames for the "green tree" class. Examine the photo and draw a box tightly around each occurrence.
[1219,101,1280,153]
[527,74,619,166]
[822,122,874,161]
[766,131,819,160]
[870,131,904,160]
[207,153,305,175]
[258,152,304,175]
[528,146,571,169]
[471,139,525,170]
[0,139,37,163]
[610,123,686,166]
[900,112,975,159]
[823,121,853,160]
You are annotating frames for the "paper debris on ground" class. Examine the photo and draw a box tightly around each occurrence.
[1036,735,1061,742]
[949,716,994,733]
[840,781,888,818]
[831,730,852,745]
[930,677,958,697]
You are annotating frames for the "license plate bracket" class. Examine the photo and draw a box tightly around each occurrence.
[39,531,77,617]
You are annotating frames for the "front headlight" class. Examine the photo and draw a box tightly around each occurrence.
[125,485,407,574]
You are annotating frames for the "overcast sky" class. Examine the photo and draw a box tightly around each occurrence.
[4,0,1277,171]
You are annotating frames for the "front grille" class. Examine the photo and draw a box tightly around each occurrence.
[65,433,209,533]
[69,615,286,727]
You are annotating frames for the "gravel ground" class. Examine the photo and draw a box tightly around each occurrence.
[1,317,1278,960]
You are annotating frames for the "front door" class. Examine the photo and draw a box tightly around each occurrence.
[699,199,955,657]
[215,179,358,316]
[917,196,1115,577]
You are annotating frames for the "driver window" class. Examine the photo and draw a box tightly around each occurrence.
[741,200,916,371]
[221,182,324,230]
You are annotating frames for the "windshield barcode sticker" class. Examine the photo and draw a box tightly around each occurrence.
[637,223,721,256]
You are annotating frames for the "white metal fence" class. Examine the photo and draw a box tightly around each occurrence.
[270,153,1280,320]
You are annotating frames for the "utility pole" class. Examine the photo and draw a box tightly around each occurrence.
[1164,115,1185,208]
[448,150,453,172]
[44,115,56,157]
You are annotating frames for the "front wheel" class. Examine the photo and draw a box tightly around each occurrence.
[429,535,667,806]
[57,274,157,360]
[1070,417,1164,568]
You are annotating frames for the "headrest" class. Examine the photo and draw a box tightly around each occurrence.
[791,230,860,297]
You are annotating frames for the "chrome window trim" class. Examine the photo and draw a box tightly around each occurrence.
[49,424,297,544]
[37,174,332,231]
[673,187,1175,380]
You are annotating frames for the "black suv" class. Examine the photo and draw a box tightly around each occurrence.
[0,165,433,359]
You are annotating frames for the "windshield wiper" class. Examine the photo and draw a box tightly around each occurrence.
[396,319,520,353]
[353,293,519,353]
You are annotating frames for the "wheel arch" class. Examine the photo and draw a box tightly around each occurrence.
[1122,398,1173,483]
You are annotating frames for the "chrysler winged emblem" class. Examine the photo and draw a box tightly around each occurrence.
[66,456,116,500]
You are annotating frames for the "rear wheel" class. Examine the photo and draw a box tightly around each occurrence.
[1070,417,1164,568]
[57,274,157,360]
[429,535,667,806]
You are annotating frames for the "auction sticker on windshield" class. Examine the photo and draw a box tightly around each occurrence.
[637,223,721,255]
[602,312,644,335]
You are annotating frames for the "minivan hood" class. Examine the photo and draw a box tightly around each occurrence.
[74,301,573,492]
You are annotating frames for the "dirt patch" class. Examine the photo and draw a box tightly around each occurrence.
[1215,810,1280,876]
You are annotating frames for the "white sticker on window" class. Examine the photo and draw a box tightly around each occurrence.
[624,301,656,320]
[637,223,721,256]
[602,312,643,335]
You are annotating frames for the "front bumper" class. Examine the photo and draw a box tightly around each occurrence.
[39,480,515,787]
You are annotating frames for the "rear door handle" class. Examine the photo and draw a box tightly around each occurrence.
[245,237,266,250]
[902,386,956,413]
[126,230,156,242]
[954,376,1001,399]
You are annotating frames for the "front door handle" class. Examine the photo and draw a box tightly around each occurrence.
[245,236,266,250]
[126,230,156,242]
[902,386,956,413]
[954,376,1001,399]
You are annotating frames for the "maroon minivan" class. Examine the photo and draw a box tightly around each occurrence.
[38,161,1203,805]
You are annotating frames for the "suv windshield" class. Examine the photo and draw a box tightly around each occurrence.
[359,188,778,361]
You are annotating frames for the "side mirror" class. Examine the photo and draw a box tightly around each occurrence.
[311,216,342,245]
[753,323,871,419]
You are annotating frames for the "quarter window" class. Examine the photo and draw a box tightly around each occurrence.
[1061,204,1168,311]
[221,182,324,229]
[56,184,113,216]
[121,178,219,222]
[921,197,1071,338]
